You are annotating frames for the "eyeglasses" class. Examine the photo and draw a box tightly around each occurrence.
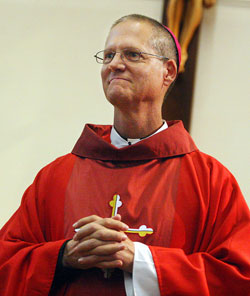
[94,48,169,64]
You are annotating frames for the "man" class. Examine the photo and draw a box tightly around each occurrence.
[0,14,249,296]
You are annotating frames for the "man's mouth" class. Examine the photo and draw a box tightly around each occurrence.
[109,77,129,84]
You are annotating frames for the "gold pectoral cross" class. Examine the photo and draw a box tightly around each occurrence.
[109,194,154,237]
[125,225,154,237]
[109,194,122,217]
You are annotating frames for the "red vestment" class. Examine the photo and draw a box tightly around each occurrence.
[0,121,249,295]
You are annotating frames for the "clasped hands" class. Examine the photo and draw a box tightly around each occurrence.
[63,214,135,273]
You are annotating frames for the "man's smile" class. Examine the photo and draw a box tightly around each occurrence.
[109,77,130,84]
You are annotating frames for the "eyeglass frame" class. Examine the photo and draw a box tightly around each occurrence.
[94,48,169,64]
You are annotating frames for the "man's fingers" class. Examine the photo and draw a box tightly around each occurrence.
[96,260,123,269]
[74,228,128,244]
[73,238,119,252]
[111,214,122,221]
[76,240,125,256]
[73,220,128,242]
[101,217,128,230]
[77,255,124,270]
[73,223,100,241]
[73,215,128,232]
[77,254,120,267]
[73,215,102,229]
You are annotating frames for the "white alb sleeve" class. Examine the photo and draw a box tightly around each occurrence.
[124,242,160,296]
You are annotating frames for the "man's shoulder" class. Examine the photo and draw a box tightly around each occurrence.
[42,153,76,169]
[186,149,238,184]
[34,153,77,182]
[188,149,228,169]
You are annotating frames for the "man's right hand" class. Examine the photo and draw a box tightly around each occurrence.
[62,215,129,270]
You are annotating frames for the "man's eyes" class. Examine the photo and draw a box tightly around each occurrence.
[104,52,115,59]
[124,50,141,59]
[102,49,141,62]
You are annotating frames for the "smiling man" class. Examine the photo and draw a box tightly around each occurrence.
[0,14,249,296]
[101,18,176,136]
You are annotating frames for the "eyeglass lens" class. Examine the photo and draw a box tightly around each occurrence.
[96,49,141,64]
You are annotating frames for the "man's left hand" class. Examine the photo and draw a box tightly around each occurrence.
[111,236,135,273]
[70,214,135,273]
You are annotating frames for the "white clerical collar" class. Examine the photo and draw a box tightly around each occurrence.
[111,120,168,149]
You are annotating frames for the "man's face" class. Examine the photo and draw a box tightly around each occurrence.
[101,21,167,109]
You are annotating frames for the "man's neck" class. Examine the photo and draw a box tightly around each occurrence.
[113,107,163,139]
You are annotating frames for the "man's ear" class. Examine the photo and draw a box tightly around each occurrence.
[163,59,177,87]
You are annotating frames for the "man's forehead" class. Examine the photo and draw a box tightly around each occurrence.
[109,20,153,35]
[105,20,153,49]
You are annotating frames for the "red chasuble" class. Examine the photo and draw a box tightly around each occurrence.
[0,121,249,295]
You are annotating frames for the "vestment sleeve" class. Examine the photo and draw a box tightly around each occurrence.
[124,242,160,296]
[0,156,74,296]
[133,242,160,295]
[149,167,250,296]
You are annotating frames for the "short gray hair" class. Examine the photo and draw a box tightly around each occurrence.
[111,14,178,69]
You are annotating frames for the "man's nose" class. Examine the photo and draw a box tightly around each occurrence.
[108,53,126,71]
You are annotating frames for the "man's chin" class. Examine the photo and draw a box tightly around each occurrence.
[106,91,131,106]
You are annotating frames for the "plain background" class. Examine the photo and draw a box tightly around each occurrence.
[0,0,249,227]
